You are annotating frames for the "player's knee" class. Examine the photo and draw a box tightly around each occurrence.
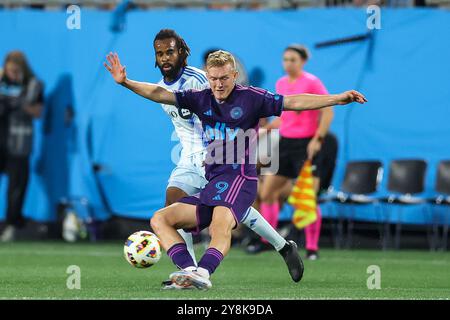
[150,209,167,233]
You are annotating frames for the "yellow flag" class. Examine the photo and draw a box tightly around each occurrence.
[288,160,317,229]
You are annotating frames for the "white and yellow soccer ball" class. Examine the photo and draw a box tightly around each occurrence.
[123,231,161,268]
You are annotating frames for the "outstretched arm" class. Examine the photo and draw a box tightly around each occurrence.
[283,90,367,111]
[104,52,176,105]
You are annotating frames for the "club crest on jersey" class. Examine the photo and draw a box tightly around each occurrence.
[230,106,243,120]
[178,107,192,119]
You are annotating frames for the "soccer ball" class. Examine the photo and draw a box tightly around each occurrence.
[123,231,161,268]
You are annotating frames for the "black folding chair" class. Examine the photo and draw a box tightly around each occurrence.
[428,161,450,250]
[332,161,383,249]
[380,160,427,250]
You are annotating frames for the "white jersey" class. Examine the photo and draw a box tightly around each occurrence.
[158,66,209,158]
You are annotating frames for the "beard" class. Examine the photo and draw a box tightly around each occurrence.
[157,59,184,80]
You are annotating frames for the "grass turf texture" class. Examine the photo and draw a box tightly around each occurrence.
[0,242,449,299]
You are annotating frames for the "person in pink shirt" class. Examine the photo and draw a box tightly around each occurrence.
[251,45,334,260]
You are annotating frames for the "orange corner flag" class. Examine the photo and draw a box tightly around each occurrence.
[288,160,317,229]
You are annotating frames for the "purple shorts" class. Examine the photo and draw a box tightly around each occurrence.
[178,173,258,234]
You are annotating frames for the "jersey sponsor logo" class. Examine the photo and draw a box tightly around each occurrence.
[230,106,243,119]
[205,122,241,141]
[178,107,193,119]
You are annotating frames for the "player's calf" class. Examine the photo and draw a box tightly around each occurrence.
[207,206,236,256]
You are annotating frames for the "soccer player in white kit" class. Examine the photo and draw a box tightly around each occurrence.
[142,30,301,287]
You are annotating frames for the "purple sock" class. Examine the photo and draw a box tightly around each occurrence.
[167,243,195,270]
[198,247,224,275]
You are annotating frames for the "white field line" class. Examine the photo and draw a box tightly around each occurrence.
[0,248,450,266]
[0,249,120,257]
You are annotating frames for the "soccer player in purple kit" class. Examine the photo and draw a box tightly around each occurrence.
[104,50,367,290]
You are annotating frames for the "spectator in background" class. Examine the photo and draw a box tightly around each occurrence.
[315,133,338,195]
[0,51,44,242]
[249,132,338,252]
[252,45,333,260]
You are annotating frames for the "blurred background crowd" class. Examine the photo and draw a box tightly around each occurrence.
[1,0,449,10]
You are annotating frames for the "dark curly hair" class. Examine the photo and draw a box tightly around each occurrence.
[153,29,191,68]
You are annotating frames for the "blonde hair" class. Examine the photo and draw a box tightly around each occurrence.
[206,50,237,71]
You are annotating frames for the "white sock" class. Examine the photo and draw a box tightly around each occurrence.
[196,267,210,279]
[177,229,197,266]
[241,207,287,251]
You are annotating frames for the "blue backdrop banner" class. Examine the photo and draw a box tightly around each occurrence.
[0,8,449,224]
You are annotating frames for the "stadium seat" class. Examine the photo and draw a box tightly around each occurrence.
[428,160,450,250]
[332,161,383,249]
[379,160,428,250]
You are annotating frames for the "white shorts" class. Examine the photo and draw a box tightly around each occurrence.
[167,152,207,196]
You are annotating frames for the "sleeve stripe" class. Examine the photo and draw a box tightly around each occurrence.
[247,86,266,95]
[185,67,207,80]
[184,71,207,85]
[185,67,208,82]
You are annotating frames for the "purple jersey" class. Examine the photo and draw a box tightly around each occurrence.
[174,84,283,181]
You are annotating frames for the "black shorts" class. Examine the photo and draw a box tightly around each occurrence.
[277,136,320,179]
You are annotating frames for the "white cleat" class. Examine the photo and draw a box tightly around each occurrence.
[161,279,195,290]
[1,226,16,242]
[169,270,212,290]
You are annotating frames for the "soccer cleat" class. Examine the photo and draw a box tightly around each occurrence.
[0,226,16,242]
[278,240,304,283]
[306,250,319,261]
[161,279,195,290]
[169,270,212,290]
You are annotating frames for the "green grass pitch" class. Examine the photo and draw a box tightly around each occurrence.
[1,242,450,299]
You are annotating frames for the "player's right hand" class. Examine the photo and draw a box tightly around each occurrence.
[104,52,127,84]
[336,90,367,105]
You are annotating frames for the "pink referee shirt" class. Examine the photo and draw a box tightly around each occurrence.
[276,71,328,139]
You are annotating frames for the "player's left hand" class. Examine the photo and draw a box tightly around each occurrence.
[336,90,367,105]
